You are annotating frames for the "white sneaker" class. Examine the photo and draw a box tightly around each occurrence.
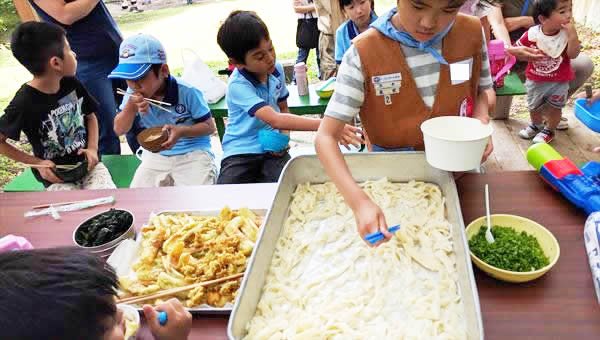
[556,116,569,130]
[519,124,542,139]
[532,129,555,144]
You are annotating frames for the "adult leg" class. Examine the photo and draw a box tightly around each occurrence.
[77,57,121,155]
[217,154,263,184]
[569,53,595,97]
[260,152,291,183]
[318,33,336,80]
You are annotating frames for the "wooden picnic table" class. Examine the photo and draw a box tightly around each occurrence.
[208,84,329,141]
[1,171,598,339]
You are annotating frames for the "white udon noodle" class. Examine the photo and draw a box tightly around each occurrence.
[244,178,467,340]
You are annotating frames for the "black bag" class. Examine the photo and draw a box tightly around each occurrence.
[296,17,319,49]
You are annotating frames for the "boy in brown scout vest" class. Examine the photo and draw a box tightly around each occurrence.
[315,0,494,246]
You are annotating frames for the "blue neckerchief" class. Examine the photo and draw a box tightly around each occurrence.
[370,8,454,65]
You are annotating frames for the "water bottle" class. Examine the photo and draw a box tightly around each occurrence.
[294,62,309,96]
[487,40,516,88]
[584,212,600,304]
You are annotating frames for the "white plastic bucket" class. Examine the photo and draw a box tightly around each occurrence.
[420,116,493,171]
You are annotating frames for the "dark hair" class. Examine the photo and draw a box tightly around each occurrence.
[533,0,559,22]
[151,63,163,77]
[217,10,270,64]
[11,21,66,76]
[0,247,119,340]
[339,0,374,11]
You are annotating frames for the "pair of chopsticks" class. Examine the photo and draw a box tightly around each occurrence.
[117,272,244,305]
[365,225,401,245]
[116,88,171,113]
[22,163,79,170]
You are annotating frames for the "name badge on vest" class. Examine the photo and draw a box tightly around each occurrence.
[372,73,402,106]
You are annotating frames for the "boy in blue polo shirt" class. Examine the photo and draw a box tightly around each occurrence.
[216,10,361,184]
[335,0,377,65]
[111,34,217,187]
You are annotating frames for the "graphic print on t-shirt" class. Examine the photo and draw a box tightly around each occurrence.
[532,55,562,76]
[40,90,87,159]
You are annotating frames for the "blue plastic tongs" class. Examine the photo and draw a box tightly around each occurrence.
[365,225,401,244]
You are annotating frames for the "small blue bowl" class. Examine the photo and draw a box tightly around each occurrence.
[258,129,290,152]
[575,98,600,133]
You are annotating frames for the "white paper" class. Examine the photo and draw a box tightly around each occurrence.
[450,58,473,85]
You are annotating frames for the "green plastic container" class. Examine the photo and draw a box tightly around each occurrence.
[526,143,563,172]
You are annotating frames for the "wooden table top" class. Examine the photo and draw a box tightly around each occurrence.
[1,172,598,339]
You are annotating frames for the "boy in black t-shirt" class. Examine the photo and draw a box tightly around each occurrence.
[0,22,115,190]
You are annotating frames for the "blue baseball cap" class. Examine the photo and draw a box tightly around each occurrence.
[108,34,167,80]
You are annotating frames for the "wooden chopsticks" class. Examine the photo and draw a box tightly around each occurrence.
[21,163,78,170]
[117,273,244,305]
[116,89,171,113]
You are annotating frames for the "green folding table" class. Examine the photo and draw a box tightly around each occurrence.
[209,84,330,141]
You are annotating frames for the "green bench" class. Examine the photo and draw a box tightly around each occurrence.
[2,154,141,192]
[495,72,526,97]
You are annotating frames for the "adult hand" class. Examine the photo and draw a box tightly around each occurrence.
[77,148,99,171]
[126,92,150,115]
[339,124,363,149]
[160,125,180,150]
[37,160,62,184]
[143,298,192,340]
[354,198,392,247]
[506,45,545,62]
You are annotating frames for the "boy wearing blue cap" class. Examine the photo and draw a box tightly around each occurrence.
[0,22,116,190]
[112,34,217,187]
[216,10,362,184]
[315,0,496,246]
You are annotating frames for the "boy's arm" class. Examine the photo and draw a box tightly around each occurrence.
[79,113,99,171]
[315,117,391,246]
[160,118,216,150]
[255,105,321,131]
[0,133,62,183]
[33,0,100,25]
[114,93,147,136]
[563,21,581,59]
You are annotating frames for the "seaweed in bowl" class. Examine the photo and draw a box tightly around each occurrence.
[469,225,550,272]
[75,209,134,247]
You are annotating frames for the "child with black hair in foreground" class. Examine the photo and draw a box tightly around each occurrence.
[0,247,192,340]
[0,22,116,190]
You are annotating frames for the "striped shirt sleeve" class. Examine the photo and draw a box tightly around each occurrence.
[478,28,493,92]
[324,45,365,122]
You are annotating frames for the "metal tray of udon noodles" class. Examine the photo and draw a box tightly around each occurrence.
[227,152,484,339]
[111,209,266,315]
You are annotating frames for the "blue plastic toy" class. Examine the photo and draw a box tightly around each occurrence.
[575,98,600,133]
[527,143,600,215]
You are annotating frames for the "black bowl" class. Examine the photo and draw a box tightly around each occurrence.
[55,159,88,182]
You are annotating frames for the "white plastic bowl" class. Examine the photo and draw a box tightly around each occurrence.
[420,116,493,171]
